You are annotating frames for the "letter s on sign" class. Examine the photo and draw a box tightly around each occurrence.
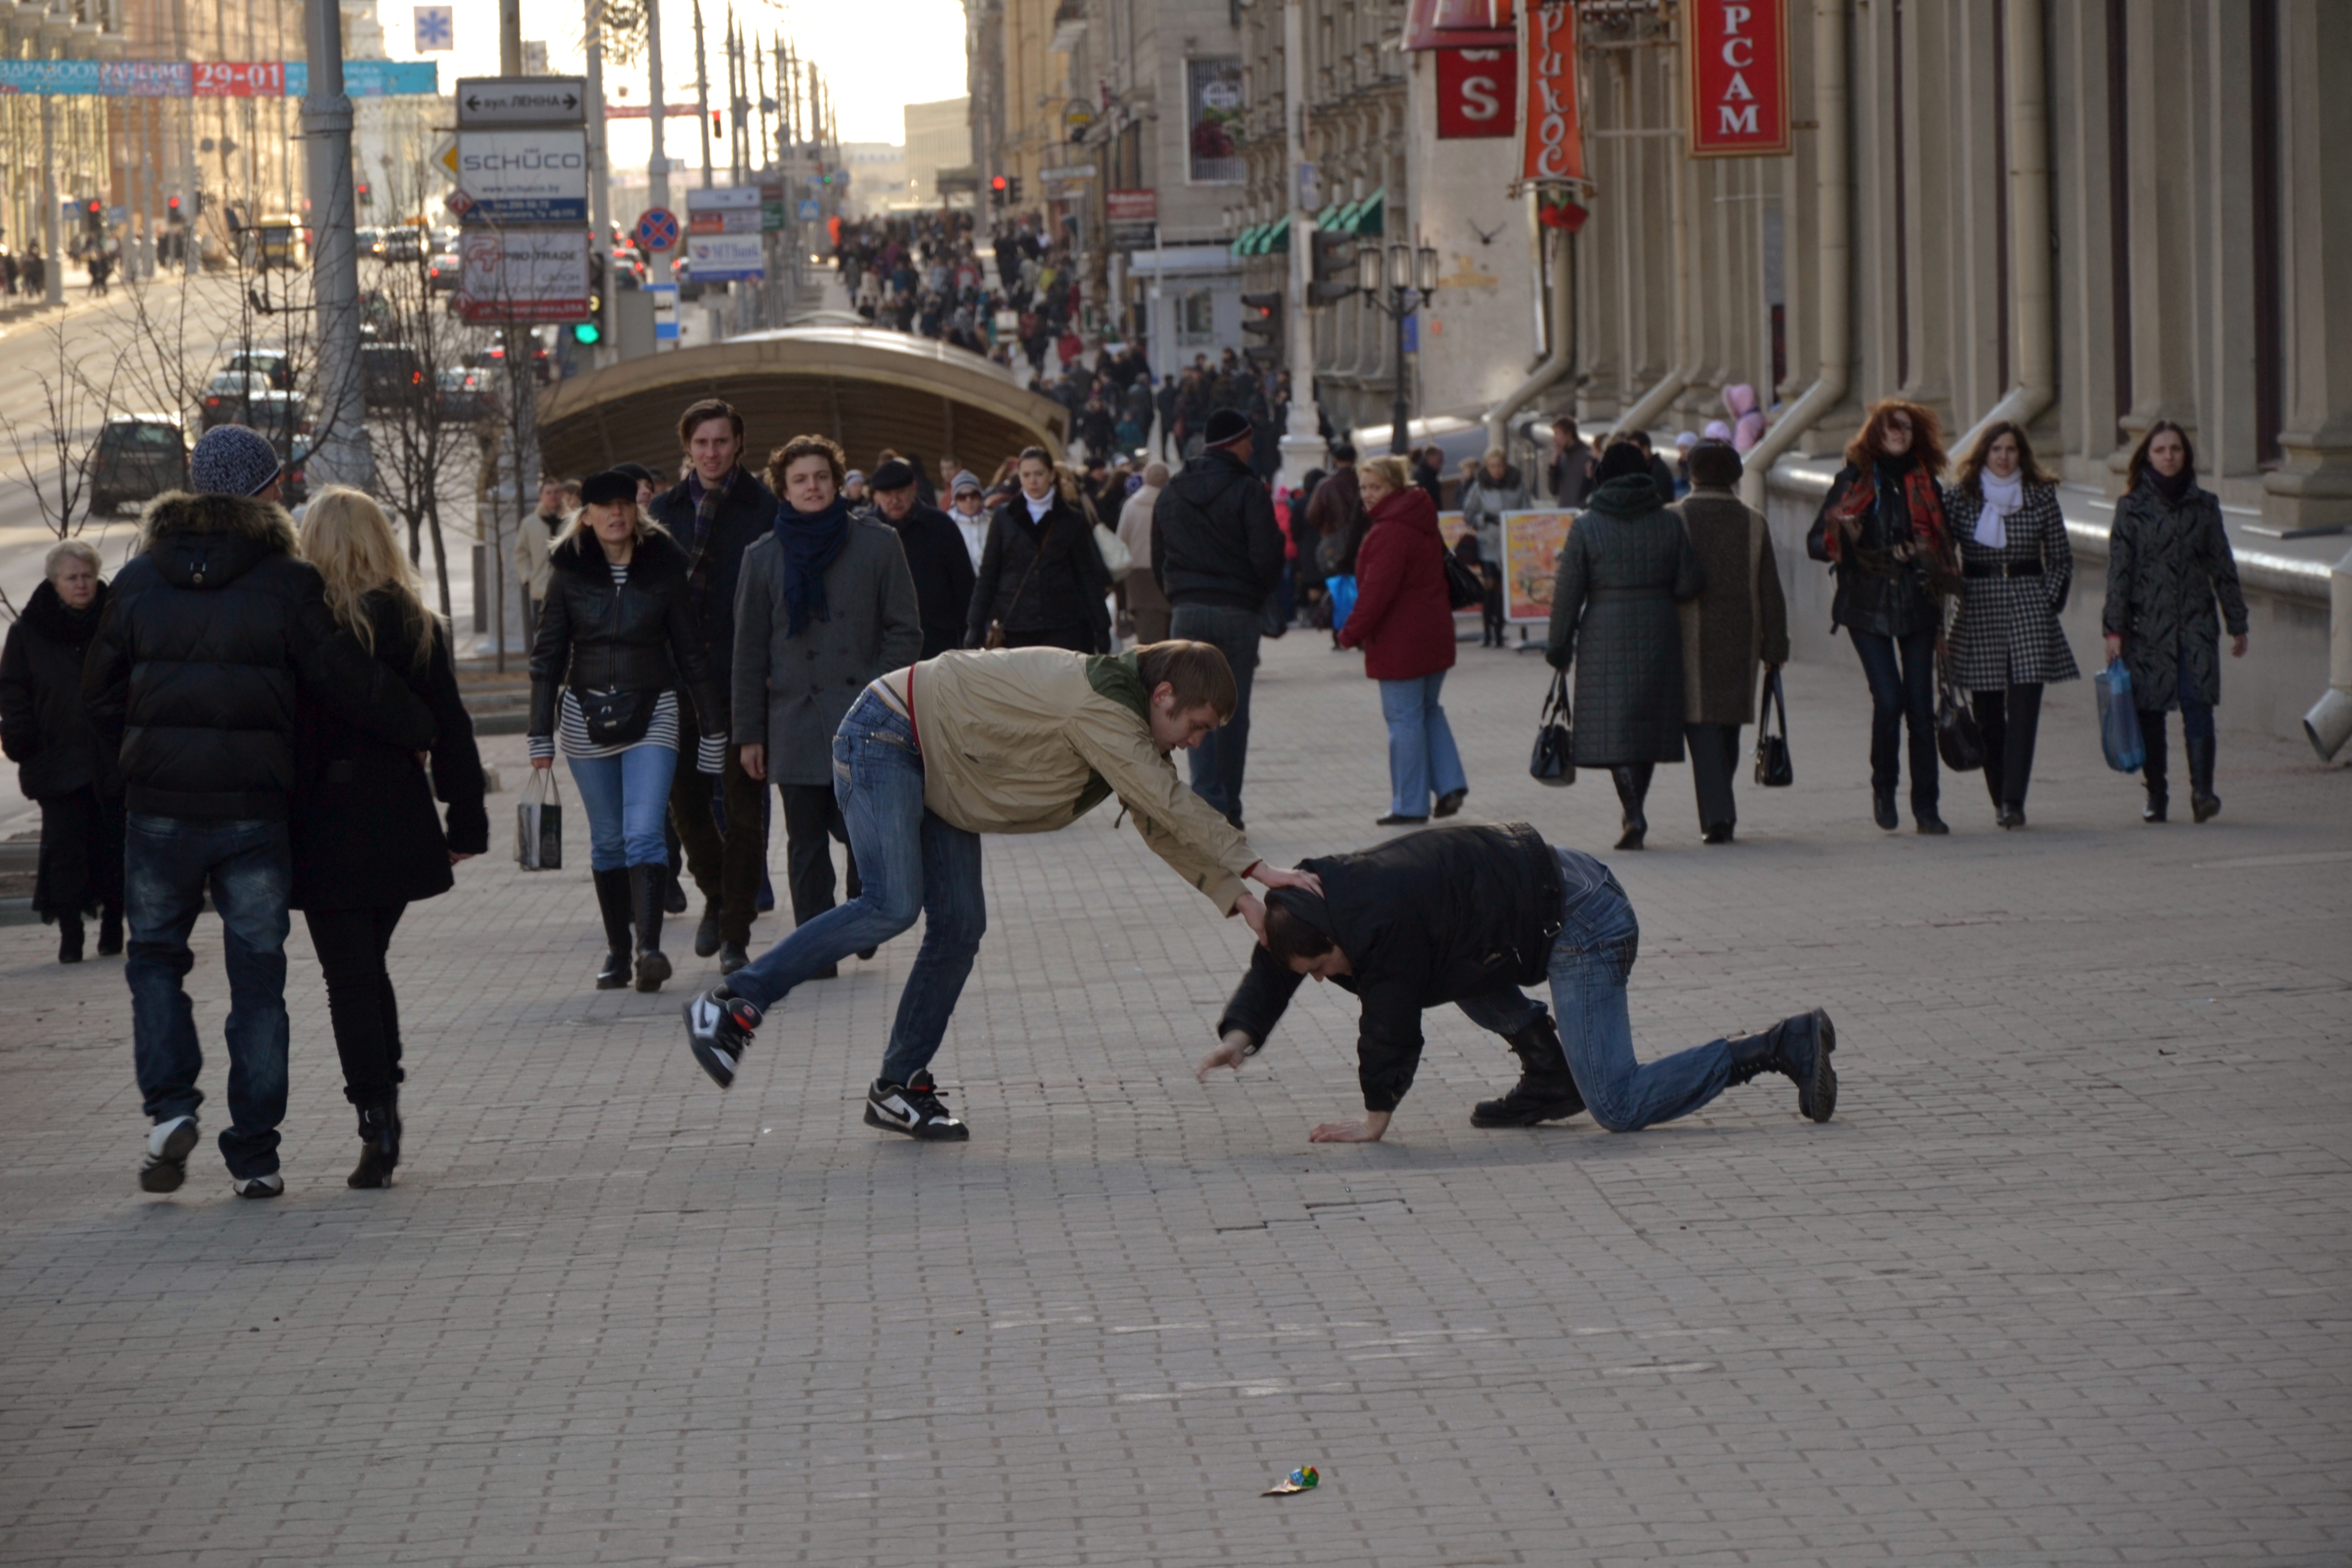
[1461,75,1499,121]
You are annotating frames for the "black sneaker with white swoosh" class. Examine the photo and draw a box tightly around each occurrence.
[863,1072,969,1141]
[683,987,762,1089]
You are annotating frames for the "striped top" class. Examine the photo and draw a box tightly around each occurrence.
[530,559,726,771]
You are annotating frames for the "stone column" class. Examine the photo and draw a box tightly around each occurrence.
[2261,0,2352,529]
[2194,2,2261,478]
[2112,0,2200,482]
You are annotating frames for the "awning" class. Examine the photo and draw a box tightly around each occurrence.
[1229,223,1261,257]
[1257,213,1291,255]
[1404,0,1515,50]
[1351,187,1386,237]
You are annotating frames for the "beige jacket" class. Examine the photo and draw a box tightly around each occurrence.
[878,647,1260,913]
[512,512,560,604]
[1117,485,1169,610]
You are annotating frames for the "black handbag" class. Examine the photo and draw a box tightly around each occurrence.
[1440,544,1485,610]
[576,687,655,749]
[1529,667,1575,786]
[1933,655,1985,772]
[1753,668,1794,787]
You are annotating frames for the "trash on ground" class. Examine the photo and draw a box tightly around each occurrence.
[1263,1465,1319,1496]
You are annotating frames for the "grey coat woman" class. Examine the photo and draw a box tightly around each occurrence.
[1546,458,1705,849]
[1461,455,1532,649]
[1673,443,1790,841]
[2100,421,2247,823]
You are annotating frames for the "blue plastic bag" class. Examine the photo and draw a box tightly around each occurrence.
[1326,574,1359,634]
[2097,660,2145,772]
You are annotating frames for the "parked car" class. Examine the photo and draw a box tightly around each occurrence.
[427,252,462,292]
[360,343,427,410]
[380,226,425,263]
[245,212,305,271]
[435,367,494,424]
[673,252,702,302]
[357,226,385,258]
[199,370,305,437]
[88,414,188,515]
[279,434,310,507]
[223,349,293,391]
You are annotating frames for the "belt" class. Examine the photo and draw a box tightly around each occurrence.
[1587,587,1672,603]
[1963,560,2044,579]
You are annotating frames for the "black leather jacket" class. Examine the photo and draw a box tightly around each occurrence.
[1805,462,1946,640]
[1215,823,1575,1112]
[528,529,726,742]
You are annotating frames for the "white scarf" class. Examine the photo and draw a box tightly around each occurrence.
[1024,491,1052,523]
[1974,469,2023,550]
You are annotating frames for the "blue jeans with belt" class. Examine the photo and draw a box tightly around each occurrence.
[727,691,987,1087]
[1454,851,1730,1132]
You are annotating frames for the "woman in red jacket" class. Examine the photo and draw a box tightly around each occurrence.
[1340,456,1468,825]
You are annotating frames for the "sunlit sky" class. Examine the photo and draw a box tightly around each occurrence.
[372,0,968,164]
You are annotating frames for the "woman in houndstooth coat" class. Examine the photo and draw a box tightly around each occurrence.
[1944,422,2078,828]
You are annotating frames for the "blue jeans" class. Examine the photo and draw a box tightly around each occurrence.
[1849,626,1939,810]
[1455,855,1730,1132]
[728,692,987,1087]
[1169,601,1261,822]
[567,743,677,870]
[1378,671,1467,817]
[124,814,293,1179]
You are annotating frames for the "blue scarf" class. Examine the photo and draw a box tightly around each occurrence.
[775,495,852,638]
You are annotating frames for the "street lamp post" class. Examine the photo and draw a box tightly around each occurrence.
[1357,241,1439,455]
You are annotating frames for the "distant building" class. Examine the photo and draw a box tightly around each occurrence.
[903,98,971,206]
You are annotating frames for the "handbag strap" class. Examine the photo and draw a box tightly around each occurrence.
[1759,667,1787,738]
[1541,666,1571,726]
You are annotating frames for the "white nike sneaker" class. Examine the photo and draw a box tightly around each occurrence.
[863,1072,970,1141]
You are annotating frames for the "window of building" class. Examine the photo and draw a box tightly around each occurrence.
[1177,289,1217,347]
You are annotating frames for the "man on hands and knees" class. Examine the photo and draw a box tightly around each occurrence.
[1198,823,1836,1142]
[684,639,1322,1141]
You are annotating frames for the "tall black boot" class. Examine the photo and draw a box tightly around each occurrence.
[592,869,634,989]
[1471,1015,1587,1128]
[97,905,122,957]
[628,864,672,992]
[1610,765,1650,851]
[1724,1008,1838,1122]
[348,1093,401,1189]
[2187,737,2220,822]
[56,912,84,964]
[2137,710,2168,823]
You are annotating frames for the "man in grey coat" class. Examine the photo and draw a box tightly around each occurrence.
[735,434,923,975]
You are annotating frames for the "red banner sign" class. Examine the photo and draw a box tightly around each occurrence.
[1685,0,1791,157]
[192,62,285,97]
[1436,48,1515,139]
[1513,3,1583,188]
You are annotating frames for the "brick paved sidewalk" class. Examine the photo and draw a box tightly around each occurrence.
[2,633,2347,1566]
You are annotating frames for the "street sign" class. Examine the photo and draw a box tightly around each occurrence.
[454,129,589,225]
[1039,163,1096,184]
[413,5,454,52]
[647,281,679,344]
[685,185,762,235]
[106,204,128,226]
[634,207,679,252]
[686,230,764,284]
[795,198,819,221]
[444,188,476,218]
[431,137,458,184]
[760,180,786,232]
[454,75,586,128]
[453,229,592,324]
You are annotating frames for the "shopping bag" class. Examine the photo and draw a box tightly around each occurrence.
[1753,668,1794,787]
[1529,667,1575,786]
[514,768,564,870]
[1326,574,1359,634]
[2097,661,2145,772]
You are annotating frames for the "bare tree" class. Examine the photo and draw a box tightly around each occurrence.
[0,317,132,617]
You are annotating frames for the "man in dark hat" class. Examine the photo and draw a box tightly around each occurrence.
[645,397,779,971]
[865,457,975,661]
[1149,406,1284,828]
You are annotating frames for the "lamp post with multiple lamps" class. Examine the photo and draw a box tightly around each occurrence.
[1358,240,1441,455]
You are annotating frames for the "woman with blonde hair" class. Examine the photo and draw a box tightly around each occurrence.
[292,486,486,1187]
[1339,455,1469,824]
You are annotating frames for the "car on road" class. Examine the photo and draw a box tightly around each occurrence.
[380,227,425,263]
[88,414,189,516]
[278,435,311,507]
[223,349,293,391]
[360,342,427,411]
[199,370,305,438]
[435,367,495,425]
[245,212,306,271]
[427,252,462,292]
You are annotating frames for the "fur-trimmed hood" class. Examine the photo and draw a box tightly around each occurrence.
[136,489,298,592]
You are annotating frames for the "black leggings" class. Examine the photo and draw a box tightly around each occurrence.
[303,904,407,1108]
[1970,683,2045,811]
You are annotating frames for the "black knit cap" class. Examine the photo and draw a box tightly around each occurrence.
[1204,408,1252,448]
[1592,441,1652,485]
[579,470,639,506]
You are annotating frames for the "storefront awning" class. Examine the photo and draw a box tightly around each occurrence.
[1229,223,1261,257]
[1351,187,1386,237]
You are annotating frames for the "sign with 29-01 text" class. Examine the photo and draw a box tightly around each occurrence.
[1685,0,1790,157]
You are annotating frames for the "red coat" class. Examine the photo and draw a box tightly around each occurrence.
[1339,487,1458,682]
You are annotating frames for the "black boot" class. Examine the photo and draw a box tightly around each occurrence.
[1724,1008,1838,1122]
[1470,1015,1587,1128]
[96,906,122,957]
[2187,737,2220,822]
[348,1095,401,1188]
[2139,712,2168,822]
[693,900,724,959]
[1610,766,1650,851]
[1872,789,1899,831]
[592,869,634,989]
[57,913,84,964]
[628,864,672,992]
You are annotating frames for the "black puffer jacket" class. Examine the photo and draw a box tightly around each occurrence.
[292,593,488,911]
[965,491,1112,649]
[1,577,115,801]
[527,527,726,742]
[1150,448,1284,610]
[1216,823,1575,1113]
[645,465,779,713]
[84,491,438,821]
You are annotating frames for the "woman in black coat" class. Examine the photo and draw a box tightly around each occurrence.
[965,446,1112,652]
[1806,399,1960,835]
[292,489,488,1188]
[2102,422,2249,824]
[0,540,121,962]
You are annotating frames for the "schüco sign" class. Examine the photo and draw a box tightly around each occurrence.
[454,130,590,225]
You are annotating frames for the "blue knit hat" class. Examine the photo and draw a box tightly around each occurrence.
[189,425,282,498]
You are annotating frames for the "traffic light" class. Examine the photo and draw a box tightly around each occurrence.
[166,194,181,220]
[356,180,372,208]
[83,199,102,236]
[1007,175,1023,204]
[1310,227,1356,304]
[710,110,723,138]
[572,321,601,345]
[1241,290,1285,371]
[990,174,1008,207]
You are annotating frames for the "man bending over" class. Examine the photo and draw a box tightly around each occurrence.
[685,640,1321,1140]
[1198,822,1836,1142]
